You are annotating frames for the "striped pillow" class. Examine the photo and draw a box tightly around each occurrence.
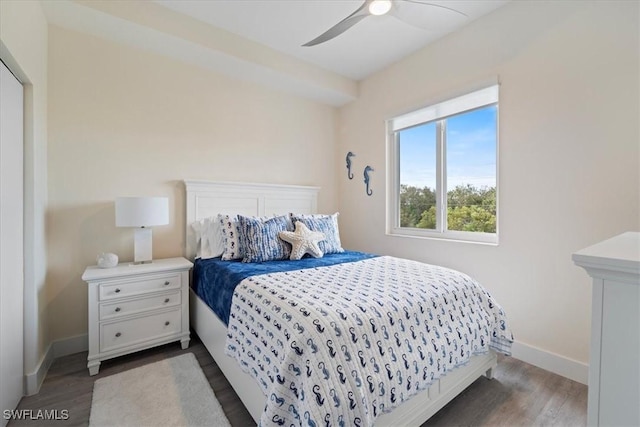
[290,212,344,254]
[238,215,293,263]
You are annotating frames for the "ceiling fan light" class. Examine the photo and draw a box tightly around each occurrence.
[369,0,392,16]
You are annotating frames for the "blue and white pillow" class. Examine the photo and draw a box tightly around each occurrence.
[290,212,344,254]
[238,215,293,263]
[218,214,243,260]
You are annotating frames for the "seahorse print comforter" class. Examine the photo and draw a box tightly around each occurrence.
[225,256,513,427]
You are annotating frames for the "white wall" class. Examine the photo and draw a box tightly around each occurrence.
[0,0,49,394]
[47,25,339,344]
[13,0,639,389]
[336,0,639,382]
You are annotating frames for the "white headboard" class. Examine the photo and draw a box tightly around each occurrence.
[184,180,320,259]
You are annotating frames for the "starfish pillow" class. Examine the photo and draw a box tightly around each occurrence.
[278,221,325,260]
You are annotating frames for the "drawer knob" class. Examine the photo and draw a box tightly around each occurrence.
[115,332,121,338]
[164,281,170,286]
[165,321,170,326]
[115,307,121,312]
[114,288,121,293]
[164,298,170,303]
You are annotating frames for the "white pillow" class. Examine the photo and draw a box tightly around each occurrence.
[191,218,206,259]
[203,217,224,259]
[191,216,224,259]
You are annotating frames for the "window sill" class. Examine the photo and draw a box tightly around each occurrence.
[387,228,499,246]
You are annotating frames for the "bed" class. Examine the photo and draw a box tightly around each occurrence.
[184,180,513,426]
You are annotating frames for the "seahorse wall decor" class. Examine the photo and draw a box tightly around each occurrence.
[364,166,374,196]
[345,152,355,180]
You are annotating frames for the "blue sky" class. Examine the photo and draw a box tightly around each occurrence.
[399,105,497,190]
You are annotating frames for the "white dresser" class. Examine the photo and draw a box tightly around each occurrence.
[573,232,640,427]
[82,257,193,375]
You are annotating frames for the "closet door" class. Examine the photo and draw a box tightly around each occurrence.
[0,59,24,424]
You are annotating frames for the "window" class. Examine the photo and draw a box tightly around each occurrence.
[387,85,499,244]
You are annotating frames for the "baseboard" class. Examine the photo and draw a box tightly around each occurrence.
[24,343,54,396]
[24,335,586,397]
[23,334,88,396]
[510,340,588,385]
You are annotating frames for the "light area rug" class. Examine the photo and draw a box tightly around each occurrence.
[89,353,231,427]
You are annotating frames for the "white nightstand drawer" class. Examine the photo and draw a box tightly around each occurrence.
[100,308,182,353]
[99,290,181,320]
[99,273,181,300]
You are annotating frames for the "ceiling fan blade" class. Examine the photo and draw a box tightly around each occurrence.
[302,1,371,47]
[392,0,468,31]
[400,0,467,17]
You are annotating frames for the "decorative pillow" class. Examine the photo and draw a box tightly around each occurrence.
[218,214,244,260]
[238,215,293,263]
[279,221,325,260]
[191,216,224,259]
[290,212,344,254]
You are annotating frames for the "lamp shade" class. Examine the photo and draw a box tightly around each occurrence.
[115,197,169,227]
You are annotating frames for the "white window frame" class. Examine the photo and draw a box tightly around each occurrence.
[386,85,499,245]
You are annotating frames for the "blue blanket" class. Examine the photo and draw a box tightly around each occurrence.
[192,251,378,325]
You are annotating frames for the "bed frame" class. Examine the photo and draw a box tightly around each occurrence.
[184,179,497,425]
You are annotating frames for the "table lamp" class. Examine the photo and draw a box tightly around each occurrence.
[115,196,169,264]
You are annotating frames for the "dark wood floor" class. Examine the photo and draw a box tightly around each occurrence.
[10,333,587,426]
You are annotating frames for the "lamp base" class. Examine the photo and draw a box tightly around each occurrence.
[134,227,153,264]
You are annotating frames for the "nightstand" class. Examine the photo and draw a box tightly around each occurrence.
[82,257,193,375]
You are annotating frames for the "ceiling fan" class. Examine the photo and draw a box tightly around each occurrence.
[302,0,467,47]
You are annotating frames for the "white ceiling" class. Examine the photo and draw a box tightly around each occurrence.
[154,0,509,80]
[42,0,509,105]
